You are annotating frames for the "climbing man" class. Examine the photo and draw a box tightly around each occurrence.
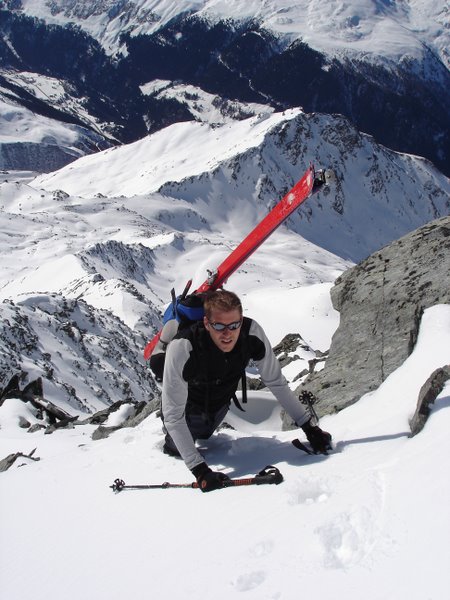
[161,289,332,492]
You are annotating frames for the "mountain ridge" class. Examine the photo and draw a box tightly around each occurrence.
[33,109,450,262]
[1,2,449,175]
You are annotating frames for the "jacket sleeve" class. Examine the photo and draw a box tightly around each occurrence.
[161,338,205,470]
[249,320,310,427]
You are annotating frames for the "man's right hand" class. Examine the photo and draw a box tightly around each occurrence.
[191,462,230,492]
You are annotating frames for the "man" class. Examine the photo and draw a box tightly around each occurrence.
[162,289,332,492]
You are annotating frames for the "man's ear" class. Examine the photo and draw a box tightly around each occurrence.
[203,316,209,328]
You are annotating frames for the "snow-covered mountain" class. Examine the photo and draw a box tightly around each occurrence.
[1,1,449,175]
[12,0,450,66]
[1,9,449,595]
[33,109,450,261]
[1,107,449,412]
[0,73,111,172]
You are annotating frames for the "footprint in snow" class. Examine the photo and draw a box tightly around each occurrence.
[287,476,330,505]
[249,539,274,558]
[232,570,266,592]
[316,506,376,569]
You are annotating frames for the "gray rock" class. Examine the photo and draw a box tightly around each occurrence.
[0,448,40,472]
[91,397,161,440]
[18,416,31,429]
[409,365,450,437]
[286,215,450,425]
[28,423,46,433]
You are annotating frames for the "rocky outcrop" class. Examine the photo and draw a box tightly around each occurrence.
[289,215,450,421]
[0,294,159,414]
[0,448,40,472]
[0,373,161,438]
[409,365,450,437]
[89,397,161,440]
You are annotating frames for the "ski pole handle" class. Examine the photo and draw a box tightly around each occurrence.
[223,465,283,487]
[252,465,284,485]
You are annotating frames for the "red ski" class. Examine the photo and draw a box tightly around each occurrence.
[144,164,332,360]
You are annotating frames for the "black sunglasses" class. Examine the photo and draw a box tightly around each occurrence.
[207,319,242,332]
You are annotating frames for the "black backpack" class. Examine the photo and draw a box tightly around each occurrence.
[149,291,206,381]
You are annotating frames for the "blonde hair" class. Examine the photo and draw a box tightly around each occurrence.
[203,290,242,319]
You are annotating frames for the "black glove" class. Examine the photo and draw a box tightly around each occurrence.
[301,420,332,454]
[191,462,231,492]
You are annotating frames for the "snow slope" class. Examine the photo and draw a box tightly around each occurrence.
[1,304,449,600]
[0,79,110,171]
[1,69,118,142]
[33,109,300,197]
[33,109,450,262]
[140,80,275,125]
[1,110,352,410]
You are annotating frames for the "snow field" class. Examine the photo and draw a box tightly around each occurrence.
[1,305,449,600]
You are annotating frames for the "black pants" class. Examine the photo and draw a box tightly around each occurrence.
[163,403,230,455]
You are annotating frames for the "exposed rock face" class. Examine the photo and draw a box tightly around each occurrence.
[0,373,161,439]
[289,215,450,422]
[0,294,159,414]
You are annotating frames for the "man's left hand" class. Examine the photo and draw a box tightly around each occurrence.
[301,421,332,454]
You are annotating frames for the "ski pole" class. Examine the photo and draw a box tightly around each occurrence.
[299,390,319,425]
[110,479,196,491]
[110,465,283,492]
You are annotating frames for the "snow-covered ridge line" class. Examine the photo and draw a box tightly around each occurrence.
[16,0,450,66]
[33,109,302,197]
[31,108,450,262]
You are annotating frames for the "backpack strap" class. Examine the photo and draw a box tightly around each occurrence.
[241,371,248,405]
[232,320,251,412]
[232,371,247,412]
[149,319,181,380]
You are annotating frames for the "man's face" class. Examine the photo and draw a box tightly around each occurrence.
[204,308,242,353]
